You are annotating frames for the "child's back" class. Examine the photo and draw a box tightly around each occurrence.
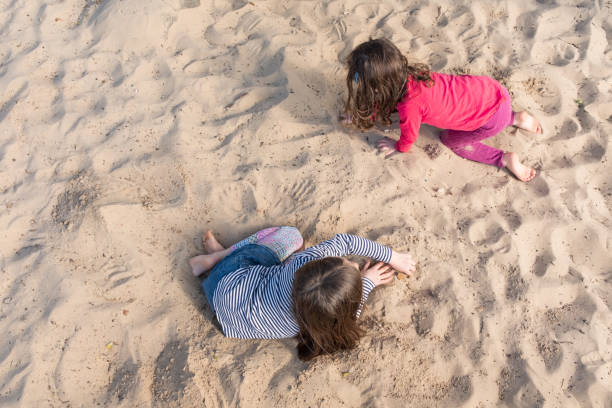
[395,72,508,152]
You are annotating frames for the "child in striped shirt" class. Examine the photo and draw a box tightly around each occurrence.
[190,226,415,361]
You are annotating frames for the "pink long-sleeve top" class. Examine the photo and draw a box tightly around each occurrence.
[395,72,508,152]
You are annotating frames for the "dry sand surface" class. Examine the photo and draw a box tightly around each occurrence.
[1,0,612,406]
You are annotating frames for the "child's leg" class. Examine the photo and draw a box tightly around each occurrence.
[191,227,303,277]
[190,247,232,277]
[231,226,303,262]
[440,129,506,167]
[440,87,538,181]
[440,99,514,168]
[230,227,279,250]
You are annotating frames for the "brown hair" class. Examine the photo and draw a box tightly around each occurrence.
[344,38,433,130]
[292,257,364,361]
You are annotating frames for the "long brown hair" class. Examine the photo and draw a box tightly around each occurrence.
[345,38,433,129]
[292,257,364,361]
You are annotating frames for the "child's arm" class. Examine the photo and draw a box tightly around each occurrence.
[357,277,376,318]
[378,102,422,156]
[296,234,392,263]
[296,234,416,276]
[356,261,395,318]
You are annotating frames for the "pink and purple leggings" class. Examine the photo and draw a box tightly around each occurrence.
[440,88,514,168]
[231,227,303,262]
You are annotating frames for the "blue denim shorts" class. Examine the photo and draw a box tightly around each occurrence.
[202,244,281,312]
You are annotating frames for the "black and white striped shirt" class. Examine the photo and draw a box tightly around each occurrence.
[213,234,392,339]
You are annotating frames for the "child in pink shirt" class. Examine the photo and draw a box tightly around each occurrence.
[344,39,542,182]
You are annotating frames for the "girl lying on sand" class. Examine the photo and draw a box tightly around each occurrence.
[190,226,415,361]
[344,38,542,182]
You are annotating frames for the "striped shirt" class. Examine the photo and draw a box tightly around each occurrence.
[213,234,392,339]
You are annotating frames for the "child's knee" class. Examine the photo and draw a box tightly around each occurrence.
[440,131,456,148]
[279,226,304,251]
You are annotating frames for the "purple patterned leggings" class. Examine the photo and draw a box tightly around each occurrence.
[231,226,303,262]
[440,88,514,168]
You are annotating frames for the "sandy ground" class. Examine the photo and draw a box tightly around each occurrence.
[1,0,611,406]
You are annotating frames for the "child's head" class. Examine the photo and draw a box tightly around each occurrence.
[292,257,364,361]
[345,38,432,130]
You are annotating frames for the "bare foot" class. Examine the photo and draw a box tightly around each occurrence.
[513,111,542,134]
[504,152,536,182]
[189,248,231,277]
[202,230,224,254]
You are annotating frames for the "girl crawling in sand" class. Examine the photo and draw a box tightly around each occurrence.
[190,226,415,361]
[344,38,542,182]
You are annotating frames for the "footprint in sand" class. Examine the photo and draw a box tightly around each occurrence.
[505,265,528,302]
[549,118,579,142]
[551,132,605,169]
[535,334,563,372]
[446,375,473,404]
[429,51,449,72]
[443,308,468,346]
[106,356,139,404]
[577,79,599,107]
[461,176,509,195]
[515,10,541,40]
[566,361,603,406]
[497,351,545,406]
[532,249,556,277]
[411,308,434,337]
[578,138,606,164]
[527,175,550,197]
[467,218,507,247]
[500,203,523,231]
[532,40,580,67]
[544,292,597,338]
[576,106,597,133]
[152,340,195,404]
[51,172,99,231]
[408,281,456,337]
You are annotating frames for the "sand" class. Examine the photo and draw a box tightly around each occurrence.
[1,0,611,406]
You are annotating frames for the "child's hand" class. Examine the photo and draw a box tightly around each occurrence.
[389,251,416,278]
[361,261,395,286]
[377,137,398,157]
[339,112,353,127]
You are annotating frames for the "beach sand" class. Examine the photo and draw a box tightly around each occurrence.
[1,0,611,406]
